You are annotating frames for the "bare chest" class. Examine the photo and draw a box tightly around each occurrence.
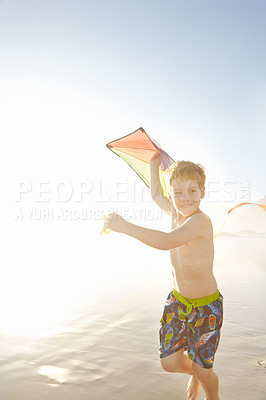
[170,240,201,266]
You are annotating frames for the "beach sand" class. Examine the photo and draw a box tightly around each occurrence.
[1,237,266,400]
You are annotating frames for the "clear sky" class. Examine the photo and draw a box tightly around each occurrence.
[1,0,266,192]
[1,0,266,335]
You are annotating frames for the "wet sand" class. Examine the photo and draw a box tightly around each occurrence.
[1,237,266,400]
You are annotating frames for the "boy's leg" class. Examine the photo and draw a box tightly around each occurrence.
[160,348,193,374]
[159,292,202,399]
[192,362,219,400]
[161,350,201,400]
[187,294,223,399]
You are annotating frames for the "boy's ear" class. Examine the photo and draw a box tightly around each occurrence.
[200,187,205,199]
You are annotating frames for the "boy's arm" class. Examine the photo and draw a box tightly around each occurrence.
[150,153,172,215]
[105,212,207,250]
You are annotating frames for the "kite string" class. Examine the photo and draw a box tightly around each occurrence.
[213,202,266,239]
[213,217,228,240]
[101,203,265,237]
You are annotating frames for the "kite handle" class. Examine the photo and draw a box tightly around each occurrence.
[100,215,111,235]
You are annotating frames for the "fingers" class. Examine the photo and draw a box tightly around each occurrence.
[100,212,124,235]
[150,151,162,162]
[106,212,115,225]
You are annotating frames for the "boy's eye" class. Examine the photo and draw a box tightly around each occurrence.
[171,189,197,196]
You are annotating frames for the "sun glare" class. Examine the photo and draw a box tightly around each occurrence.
[0,293,70,338]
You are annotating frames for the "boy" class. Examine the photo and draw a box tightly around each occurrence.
[105,153,223,400]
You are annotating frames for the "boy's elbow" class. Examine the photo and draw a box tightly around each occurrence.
[151,193,156,201]
[160,243,177,251]
[151,191,160,200]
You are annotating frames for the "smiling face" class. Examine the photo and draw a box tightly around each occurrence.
[169,178,205,218]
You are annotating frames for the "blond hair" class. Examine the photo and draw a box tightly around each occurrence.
[166,160,206,190]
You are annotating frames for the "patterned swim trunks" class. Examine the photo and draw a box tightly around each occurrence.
[159,289,223,369]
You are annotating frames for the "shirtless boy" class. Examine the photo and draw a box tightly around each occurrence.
[105,153,223,400]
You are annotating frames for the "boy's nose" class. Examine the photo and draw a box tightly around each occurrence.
[181,193,189,201]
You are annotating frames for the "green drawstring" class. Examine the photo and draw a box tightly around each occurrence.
[178,304,193,320]
[179,305,195,332]
[183,304,193,316]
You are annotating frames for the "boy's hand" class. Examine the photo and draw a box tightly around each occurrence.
[150,152,162,168]
[105,212,127,233]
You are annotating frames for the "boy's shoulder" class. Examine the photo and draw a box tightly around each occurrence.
[189,211,211,221]
[186,212,213,236]
[170,210,213,247]
[198,211,211,221]
[176,210,211,226]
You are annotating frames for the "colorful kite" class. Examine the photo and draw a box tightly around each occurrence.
[106,127,174,198]
[103,127,266,237]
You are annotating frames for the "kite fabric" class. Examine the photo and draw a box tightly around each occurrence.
[106,127,174,198]
[105,128,266,237]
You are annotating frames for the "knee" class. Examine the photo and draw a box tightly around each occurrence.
[160,357,182,373]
